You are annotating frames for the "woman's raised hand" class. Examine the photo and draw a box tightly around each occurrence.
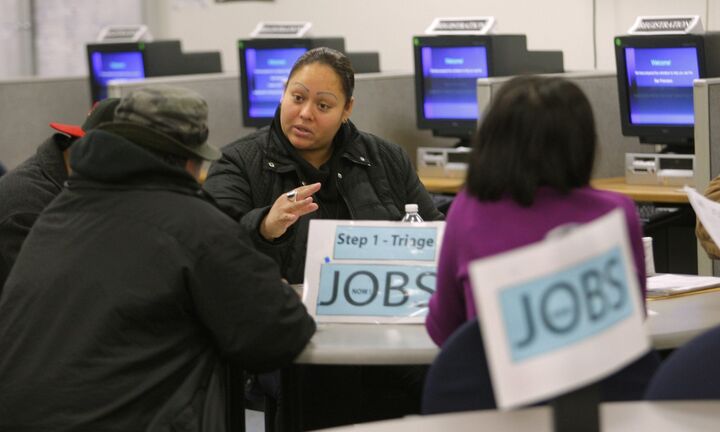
[260,182,321,240]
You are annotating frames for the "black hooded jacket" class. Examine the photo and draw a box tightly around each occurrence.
[203,118,444,284]
[0,130,315,432]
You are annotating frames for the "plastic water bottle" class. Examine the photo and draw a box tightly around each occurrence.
[401,204,424,223]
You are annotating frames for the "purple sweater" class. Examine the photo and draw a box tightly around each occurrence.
[426,186,647,347]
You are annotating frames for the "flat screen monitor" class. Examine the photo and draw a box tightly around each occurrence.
[413,36,491,143]
[615,35,706,149]
[87,43,146,103]
[241,45,307,126]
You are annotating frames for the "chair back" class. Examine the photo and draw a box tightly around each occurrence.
[422,319,661,414]
[645,324,720,400]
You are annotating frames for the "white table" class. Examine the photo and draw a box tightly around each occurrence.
[277,287,720,431]
[297,287,720,366]
[295,323,438,365]
[318,401,720,431]
[646,288,720,350]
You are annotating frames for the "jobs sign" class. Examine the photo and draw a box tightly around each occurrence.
[470,210,649,409]
[303,220,445,323]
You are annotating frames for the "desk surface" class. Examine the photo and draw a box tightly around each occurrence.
[419,176,689,204]
[646,288,720,350]
[590,177,689,204]
[419,176,465,194]
[319,401,720,431]
[295,323,437,365]
[298,287,720,364]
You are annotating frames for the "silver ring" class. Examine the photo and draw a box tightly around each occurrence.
[286,190,298,202]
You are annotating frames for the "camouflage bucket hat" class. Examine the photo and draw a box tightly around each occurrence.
[98,86,221,161]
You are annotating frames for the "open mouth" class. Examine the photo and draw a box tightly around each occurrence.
[292,125,313,137]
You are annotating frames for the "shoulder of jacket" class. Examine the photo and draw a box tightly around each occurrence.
[353,131,405,161]
[220,128,271,161]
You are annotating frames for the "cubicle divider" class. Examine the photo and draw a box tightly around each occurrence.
[693,78,720,276]
[108,73,253,153]
[108,71,456,165]
[0,76,91,170]
[476,72,648,179]
[0,71,644,179]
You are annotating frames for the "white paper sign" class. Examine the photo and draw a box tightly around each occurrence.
[303,220,445,323]
[469,209,649,409]
[685,186,720,249]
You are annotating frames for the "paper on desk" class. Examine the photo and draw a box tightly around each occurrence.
[646,273,720,298]
[685,186,720,250]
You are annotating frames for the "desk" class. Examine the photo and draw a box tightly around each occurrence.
[419,177,464,194]
[277,289,720,430]
[589,177,688,204]
[297,288,720,366]
[420,175,689,203]
[318,401,720,431]
[295,323,437,365]
[646,288,720,350]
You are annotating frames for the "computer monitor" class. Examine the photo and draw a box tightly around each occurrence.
[413,37,490,144]
[413,35,564,145]
[615,34,720,151]
[87,41,223,105]
[87,43,146,103]
[238,38,345,128]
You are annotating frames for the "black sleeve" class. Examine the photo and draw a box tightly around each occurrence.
[204,144,298,269]
[203,150,256,223]
[0,212,37,289]
[189,224,316,373]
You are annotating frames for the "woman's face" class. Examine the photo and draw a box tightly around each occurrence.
[280,62,354,166]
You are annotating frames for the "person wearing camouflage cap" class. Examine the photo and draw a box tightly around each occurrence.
[0,96,119,289]
[0,85,315,431]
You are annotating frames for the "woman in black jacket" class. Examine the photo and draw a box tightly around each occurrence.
[204,47,443,284]
[204,47,441,429]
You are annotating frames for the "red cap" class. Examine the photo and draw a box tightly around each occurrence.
[48,98,121,139]
[49,122,85,138]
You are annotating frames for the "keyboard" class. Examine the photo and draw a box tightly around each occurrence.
[636,203,681,225]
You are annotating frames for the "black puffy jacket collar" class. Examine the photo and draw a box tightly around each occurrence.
[260,120,370,173]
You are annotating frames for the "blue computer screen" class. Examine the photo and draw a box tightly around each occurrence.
[624,47,699,125]
[90,51,145,100]
[244,47,308,119]
[420,46,488,120]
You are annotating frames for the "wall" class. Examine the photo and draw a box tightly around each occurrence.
[146,0,720,74]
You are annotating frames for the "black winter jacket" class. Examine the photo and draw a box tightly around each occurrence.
[0,134,70,288]
[203,120,444,284]
[0,130,315,432]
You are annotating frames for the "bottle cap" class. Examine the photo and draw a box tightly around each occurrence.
[405,203,419,213]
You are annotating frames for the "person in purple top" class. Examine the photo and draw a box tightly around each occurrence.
[426,75,646,347]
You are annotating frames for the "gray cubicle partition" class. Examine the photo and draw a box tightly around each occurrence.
[108,71,455,165]
[0,76,91,170]
[476,72,648,179]
[693,78,720,276]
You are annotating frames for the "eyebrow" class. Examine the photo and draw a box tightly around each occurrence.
[290,82,339,102]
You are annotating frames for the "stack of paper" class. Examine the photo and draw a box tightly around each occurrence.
[647,273,720,298]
